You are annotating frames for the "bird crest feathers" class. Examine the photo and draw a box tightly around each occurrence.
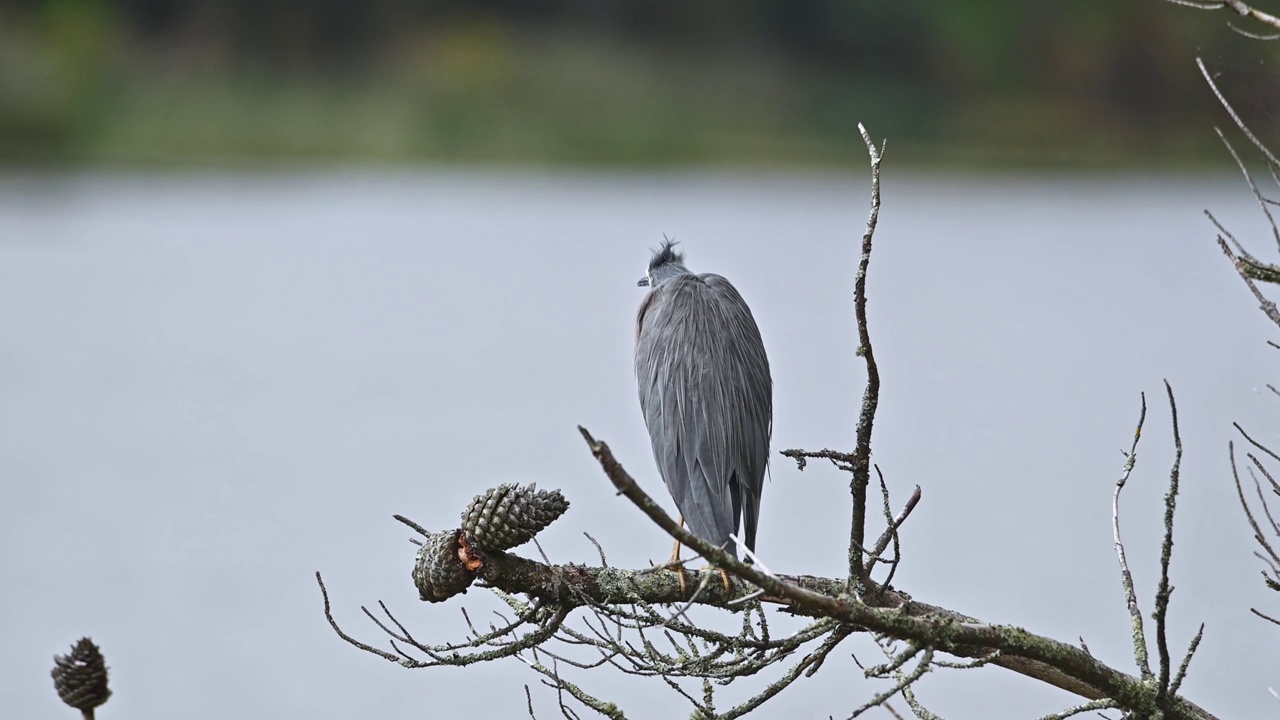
[648,238,685,272]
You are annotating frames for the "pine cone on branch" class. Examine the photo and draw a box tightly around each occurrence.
[461,483,570,552]
[412,529,475,602]
[51,637,111,719]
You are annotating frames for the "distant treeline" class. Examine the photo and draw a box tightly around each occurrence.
[0,0,1276,166]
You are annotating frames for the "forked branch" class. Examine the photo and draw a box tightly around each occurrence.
[1110,384,1200,714]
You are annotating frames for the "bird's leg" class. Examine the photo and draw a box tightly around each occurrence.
[666,519,733,596]
[668,517,684,564]
[670,516,688,597]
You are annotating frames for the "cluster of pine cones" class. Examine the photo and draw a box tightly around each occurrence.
[413,483,569,603]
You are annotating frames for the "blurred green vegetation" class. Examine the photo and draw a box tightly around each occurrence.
[0,0,1275,168]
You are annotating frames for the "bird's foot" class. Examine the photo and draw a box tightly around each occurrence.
[694,565,732,595]
[668,523,689,597]
[675,564,690,598]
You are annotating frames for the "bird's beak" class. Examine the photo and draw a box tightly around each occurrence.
[637,277,649,287]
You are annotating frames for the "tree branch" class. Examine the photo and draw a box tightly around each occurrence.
[1155,380,1185,705]
[1112,392,1154,683]
[848,123,886,586]
[322,434,1216,718]
[571,428,1218,720]
[1163,0,1280,36]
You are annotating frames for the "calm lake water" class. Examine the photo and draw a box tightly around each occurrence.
[0,169,1276,718]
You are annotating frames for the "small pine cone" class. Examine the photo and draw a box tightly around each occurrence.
[51,638,111,713]
[413,530,474,602]
[460,483,570,552]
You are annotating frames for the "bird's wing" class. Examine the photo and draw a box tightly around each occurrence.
[636,273,772,556]
[702,272,772,554]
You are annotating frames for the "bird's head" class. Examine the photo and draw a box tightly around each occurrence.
[638,238,689,288]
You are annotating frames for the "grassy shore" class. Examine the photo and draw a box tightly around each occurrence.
[0,15,1258,169]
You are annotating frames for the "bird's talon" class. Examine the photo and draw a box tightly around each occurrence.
[675,565,689,598]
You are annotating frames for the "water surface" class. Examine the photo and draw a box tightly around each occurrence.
[0,169,1274,718]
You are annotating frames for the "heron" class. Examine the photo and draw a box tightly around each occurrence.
[635,240,772,591]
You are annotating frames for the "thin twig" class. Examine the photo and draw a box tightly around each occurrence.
[847,647,932,719]
[584,533,609,566]
[779,447,855,470]
[1112,393,1154,682]
[1197,57,1280,170]
[1163,0,1280,34]
[1215,233,1280,327]
[710,623,849,719]
[393,514,433,538]
[526,685,538,719]
[316,572,402,664]
[1037,698,1120,720]
[870,484,922,563]
[1212,125,1280,254]
[871,471,915,597]
[729,533,777,578]
[1234,422,1280,465]
[1230,443,1280,571]
[1170,623,1205,696]
[1155,381,1183,701]
[1253,608,1280,625]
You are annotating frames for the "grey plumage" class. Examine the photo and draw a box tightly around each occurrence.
[635,240,772,559]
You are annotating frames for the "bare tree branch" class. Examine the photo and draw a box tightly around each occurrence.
[1111,393,1154,682]
[848,641,932,719]
[1174,27,1280,648]
[1170,623,1206,696]
[1155,380,1185,704]
[1229,428,1280,627]
[573,427,1217,719]
[847,123,886,588]
[1198,57,1280,172]
[1036,698,1120,720]
[872,484,922,566]
[1163,0,1280,35]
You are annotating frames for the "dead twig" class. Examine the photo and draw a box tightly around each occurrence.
[1111,394,1154,683]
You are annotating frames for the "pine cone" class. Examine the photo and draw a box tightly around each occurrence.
[413,530,474,602]
[460,483,570,552]
[51,638,111,713]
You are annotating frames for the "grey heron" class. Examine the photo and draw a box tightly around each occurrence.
[635,240,773,583]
